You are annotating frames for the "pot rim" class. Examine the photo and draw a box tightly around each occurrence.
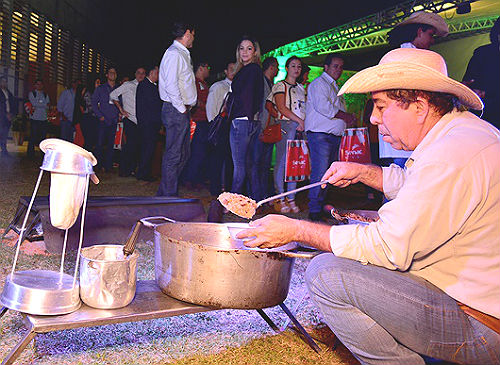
[80,244,139,262]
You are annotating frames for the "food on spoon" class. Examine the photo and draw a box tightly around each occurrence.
[218,192,257,219]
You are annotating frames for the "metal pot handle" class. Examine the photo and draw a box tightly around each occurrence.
[139,216,177,228]
[279,250,323,259]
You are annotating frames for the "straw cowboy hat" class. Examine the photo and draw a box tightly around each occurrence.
[395,11,449,37]
[338,48,483,110]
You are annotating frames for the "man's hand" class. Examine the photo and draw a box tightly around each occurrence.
[321,161,383,191]
[236,215,300,248]
[99,116,105,122]
[121,110,129,119]
[344,113,357,128]
[335,110,357,127]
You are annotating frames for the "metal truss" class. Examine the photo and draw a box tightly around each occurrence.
[264,0,493,58]
[315,15,498,55]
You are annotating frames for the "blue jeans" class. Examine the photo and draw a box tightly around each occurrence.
[157,102,190,197]
[274,120,298,199]
[306,254,500,365]
[306,132,341,213]
[229,118,261,199]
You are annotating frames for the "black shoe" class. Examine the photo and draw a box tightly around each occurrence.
[308,212,324,222]
[207,200,224,223]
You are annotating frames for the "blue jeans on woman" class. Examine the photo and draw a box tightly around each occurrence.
[274,120,298,199]
[229,118,261,199]
[306,132,341,214]
[306,254,500,365]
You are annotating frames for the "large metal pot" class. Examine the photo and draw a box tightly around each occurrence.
[141,217,315,309]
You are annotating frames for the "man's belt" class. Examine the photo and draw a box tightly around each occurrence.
[458,302,500,334]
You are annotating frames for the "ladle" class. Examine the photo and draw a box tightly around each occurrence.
[219,179,329,219]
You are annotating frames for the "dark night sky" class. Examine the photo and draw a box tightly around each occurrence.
[97,0,407,78]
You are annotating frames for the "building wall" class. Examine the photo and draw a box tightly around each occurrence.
[0,0,112,113]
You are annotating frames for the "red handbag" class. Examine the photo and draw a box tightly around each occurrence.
[259,102,281,144]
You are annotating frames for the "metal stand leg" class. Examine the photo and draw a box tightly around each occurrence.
[279,303,321,353]
[1,323,36,365]
[256,308,280,332]
[0,306,7,319]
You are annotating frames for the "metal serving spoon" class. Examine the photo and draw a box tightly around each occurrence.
[218,180,329,219]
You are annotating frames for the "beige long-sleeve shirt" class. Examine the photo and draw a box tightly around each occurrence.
[330,111,500,318]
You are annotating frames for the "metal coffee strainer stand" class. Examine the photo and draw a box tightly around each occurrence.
[0,139,98,315]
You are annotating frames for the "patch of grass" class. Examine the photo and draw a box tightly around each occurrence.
[174,330,358,365]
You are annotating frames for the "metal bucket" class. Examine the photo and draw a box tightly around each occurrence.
[79,244,139,309]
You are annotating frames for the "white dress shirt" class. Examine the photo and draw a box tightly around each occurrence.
[158,40,197,113]
[304,72,346,135]
[109,79,139,123]
[206,78,231,122]
[329,111,500,318]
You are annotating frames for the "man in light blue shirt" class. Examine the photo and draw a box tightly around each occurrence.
[304,54,356,221]
[57,79,80,142]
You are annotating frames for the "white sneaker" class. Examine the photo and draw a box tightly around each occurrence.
[287,199,300,213]
[275,199,290,213]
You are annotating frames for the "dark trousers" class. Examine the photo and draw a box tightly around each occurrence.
[60,120,74,142]
[0,116,11,152]
[119,118,139,176]
[27,119,48,156]
[96,122,117,171]
[255,139,275,200]
[208,129,233,196]
[184,120,209,184]
[156,102,190,197]
[80,113,98,153]
[137,120,160,180]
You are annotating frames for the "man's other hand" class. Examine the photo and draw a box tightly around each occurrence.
[236,215,299,248]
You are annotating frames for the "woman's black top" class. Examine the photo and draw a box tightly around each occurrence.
[229,63,264,121]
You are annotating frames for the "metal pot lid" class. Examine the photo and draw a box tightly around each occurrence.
[155,222,298,252]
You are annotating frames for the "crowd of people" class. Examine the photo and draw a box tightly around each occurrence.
[155,23,358,221]
[2,14,497,222]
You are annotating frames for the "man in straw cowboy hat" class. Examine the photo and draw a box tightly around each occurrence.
[237,48,500,364]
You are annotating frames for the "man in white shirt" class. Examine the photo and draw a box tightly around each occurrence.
[237,48,500,364]
[206,62,236,122]
[110,66,146,177]
[305,54,356,221]
[156,21,197,197]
